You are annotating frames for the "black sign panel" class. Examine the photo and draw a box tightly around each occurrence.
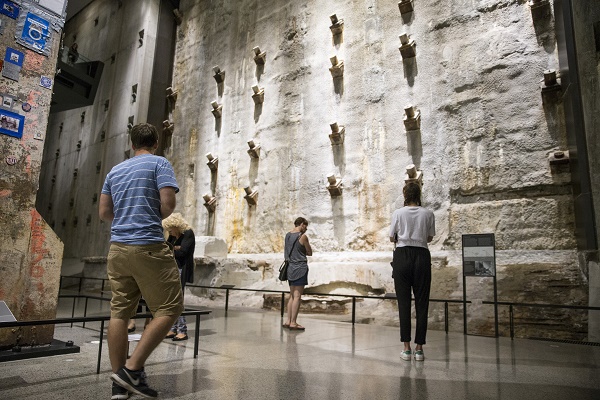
[462,233,496,277]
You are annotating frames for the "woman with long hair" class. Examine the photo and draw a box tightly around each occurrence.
[389,182,435,361]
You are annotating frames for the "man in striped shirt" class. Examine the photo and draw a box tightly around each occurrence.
[99,123,183,399]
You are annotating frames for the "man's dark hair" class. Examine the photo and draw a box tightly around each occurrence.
[403,183,422,206]
[294,217,308,227]
[130,123,159,150]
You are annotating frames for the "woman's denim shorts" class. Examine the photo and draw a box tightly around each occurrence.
[288,272,308,286]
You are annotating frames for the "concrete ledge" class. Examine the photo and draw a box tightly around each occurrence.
[195,236,228,258]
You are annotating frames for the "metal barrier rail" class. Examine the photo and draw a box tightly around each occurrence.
[0,300,211,374]
[59,275,109,294]
[60,275,465,334]
[61,276,599,342]
[186,284,467,334]
[58,293,123,329]
[481,300,600,340]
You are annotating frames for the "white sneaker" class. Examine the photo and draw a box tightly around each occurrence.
[414,350,424,361]
[400,350,412,361]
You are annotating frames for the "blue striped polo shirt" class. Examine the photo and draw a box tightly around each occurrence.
[101,154,179,244]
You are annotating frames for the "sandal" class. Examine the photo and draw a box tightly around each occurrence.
[282,323,290,329]
[165,331,176,339]
[289,324,305,331]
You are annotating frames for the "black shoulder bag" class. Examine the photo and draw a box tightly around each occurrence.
[278,234,300,281]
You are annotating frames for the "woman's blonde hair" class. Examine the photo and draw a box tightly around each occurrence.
[162,212,192,232]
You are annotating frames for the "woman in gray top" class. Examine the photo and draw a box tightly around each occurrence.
[283,217,312,330]
[389,183,435,361]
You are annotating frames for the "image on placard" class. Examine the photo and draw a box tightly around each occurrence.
[0,108,25,138]
[1,114,19,131]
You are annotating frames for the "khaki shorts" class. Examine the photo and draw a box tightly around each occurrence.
[107,242,184,319]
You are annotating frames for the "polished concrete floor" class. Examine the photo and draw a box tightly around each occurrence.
[0,298,599,400]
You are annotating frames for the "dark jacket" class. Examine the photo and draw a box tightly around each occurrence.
[167,229,195,285]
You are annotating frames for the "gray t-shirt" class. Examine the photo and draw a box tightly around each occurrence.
[390,206,435,248]
[284,231,308,280]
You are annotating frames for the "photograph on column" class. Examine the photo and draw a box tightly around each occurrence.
[0,0,19,19]
[0,108,25,139]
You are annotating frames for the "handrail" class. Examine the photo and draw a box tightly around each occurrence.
[58,46,92,64]
[189,284,465,302]
[186,283,467,333]
[482,300,600,310]
[60,276,599,342]
[58,275,467,334]
[481,300,600,340]
[60,275,109,293]
[58,293,113,328]
[187,284,599,342]
[0,299,211,373]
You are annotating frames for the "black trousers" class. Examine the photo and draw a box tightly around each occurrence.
[392,246,432,345]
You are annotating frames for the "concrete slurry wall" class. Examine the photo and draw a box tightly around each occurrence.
[166,0,589,337]
[572,1,600,253]
[0,10,63,347]
[169,0,573,254]
[37,0,161,258]
[571,0,600,341]
[31,0,592,340]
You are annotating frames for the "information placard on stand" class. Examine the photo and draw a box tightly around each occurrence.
[462,233,498,337]
[0,300,16,322]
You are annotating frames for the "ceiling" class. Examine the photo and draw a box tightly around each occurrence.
[65,0,94,20]
[65,0,179,21]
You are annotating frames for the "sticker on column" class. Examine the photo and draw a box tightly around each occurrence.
[15,12,51,56]
[35,0,67,19]
[2,47,24,82]
[40,75,52,89]
[0,0,20,19]
[2,62,20,81]
[5,47,24,67]
[1,94,15,109]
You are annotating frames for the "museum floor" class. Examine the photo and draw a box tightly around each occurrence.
[0,299,599,400]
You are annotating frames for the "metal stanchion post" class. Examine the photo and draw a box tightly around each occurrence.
[194,313,200,358]
[70,297,77,328]
[78,277,83,293]
[225,289,229,313]
[445,302,449,334]
[83,297,89,328]
[509,305,514,339]
[463,275,467,335]
[97,320,105,374]
[219,285,235,316]
[281,292,285,318]
[352,297,356,325]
